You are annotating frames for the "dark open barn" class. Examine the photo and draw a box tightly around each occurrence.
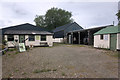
[67,25,113,45]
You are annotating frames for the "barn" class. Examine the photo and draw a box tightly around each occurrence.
[67,25,113,45]
[53,22,83,43]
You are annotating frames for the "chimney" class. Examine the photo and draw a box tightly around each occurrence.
[113,21,114,26]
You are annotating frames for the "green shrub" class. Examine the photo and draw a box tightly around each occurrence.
[8,49,15,51]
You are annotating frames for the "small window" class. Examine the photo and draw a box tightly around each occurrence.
[104,35,108,40]
[29,35,35,41]
[100,34,103,40]
[41,35,46,41]
[8,35,14,41]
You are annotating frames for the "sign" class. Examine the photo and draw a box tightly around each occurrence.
[19,43,26,52]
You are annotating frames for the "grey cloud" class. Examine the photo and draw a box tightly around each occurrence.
[0,2,118,28]
[2,2,30,18]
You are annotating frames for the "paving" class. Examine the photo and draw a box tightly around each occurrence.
[2,44,118,78]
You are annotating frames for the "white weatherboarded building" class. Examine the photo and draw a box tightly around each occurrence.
[2,23,53,47]
[94,26,120,51]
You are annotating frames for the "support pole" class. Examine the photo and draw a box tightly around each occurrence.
[88,30,92,45]
[78,32,80,44]
[71,32,73,44]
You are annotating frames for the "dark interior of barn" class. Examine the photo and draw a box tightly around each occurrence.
[67,25,112,45]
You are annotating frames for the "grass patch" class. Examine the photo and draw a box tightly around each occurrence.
[8,49,16,51]
[104,51,120,58]
[53,69,57,71]
[15,69,19,72]
[112,52,120,58]
[33,69,57,73]
[8,54,11,56]
[53,43,66,47]
[67,44,86,47]
[14,51,19,54]
[8,74,12,77]
[61,72,66,76]
[22,72,27,75]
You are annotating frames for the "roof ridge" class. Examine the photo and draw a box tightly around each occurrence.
[53,22,75,32]
[2,23,35,29]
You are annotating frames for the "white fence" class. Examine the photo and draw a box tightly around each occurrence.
[53,38,64,43]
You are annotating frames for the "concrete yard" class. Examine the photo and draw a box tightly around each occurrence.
[2,44,118,78]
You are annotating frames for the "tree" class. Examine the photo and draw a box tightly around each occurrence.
[116,10,120,25]
[34,7,73,30]
[34,15,46,27]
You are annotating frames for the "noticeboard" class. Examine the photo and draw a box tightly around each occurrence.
[19,43,26,52]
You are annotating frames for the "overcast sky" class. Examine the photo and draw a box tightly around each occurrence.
[0,0,119,29]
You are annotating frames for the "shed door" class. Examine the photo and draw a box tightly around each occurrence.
[110,34,117,50]
[19,35,25,43]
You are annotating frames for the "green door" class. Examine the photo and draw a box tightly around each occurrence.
[19,35,25,43]
[110,34,117,50]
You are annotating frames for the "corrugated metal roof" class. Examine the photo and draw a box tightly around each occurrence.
[2,23,53,35]
[4,30,53,35]
[94,25,120,35]
[53,22,83,32]
[67,25,113,33]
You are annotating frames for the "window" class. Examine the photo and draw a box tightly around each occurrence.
[41,35,46,41]
[29,35,35,41]
[104,35,108,40]
[100,34,103,40]
[8,35,14,41]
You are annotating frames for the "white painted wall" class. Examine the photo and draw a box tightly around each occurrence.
[94,34,110,49]
[117,33,120,50]
[5,35,15,47]
[53,38,63,43]
[5,35,53,47]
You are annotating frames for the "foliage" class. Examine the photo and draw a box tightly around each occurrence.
[34,15,46,27]
[2,40,7,45]
[116,10,120,25]
[34,7,73,30]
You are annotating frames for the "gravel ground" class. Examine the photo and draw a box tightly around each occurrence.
[2,44,118,78]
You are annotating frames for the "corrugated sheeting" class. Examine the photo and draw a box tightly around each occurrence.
[94,26,120,35]
[4,30,52,35]
[53,22,83,38]
[53,22,83,32]
[2,23,53,35]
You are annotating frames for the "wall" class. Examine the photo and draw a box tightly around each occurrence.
[94,34,110,49]
[117,33,120,50]
[25,35,53,47]
[53,38,64,43]
[54,31,64,38]
[5,35,19,47]
[5,35,53,47]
